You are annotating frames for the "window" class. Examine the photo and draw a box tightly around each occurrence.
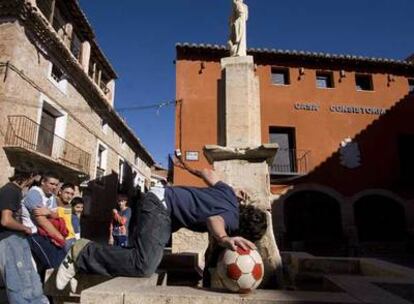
[49,63,67,94]
[316,71,334,88]
[51,64,64,83]
[355,74,373,91]
[52,10,66,39]
[36,101,66,158]
[88,61,95,79]
[37,0,53,21]
[37,108,57,157]
[409,79,414,94]
[100,75,111,94]
[96,144,107,184]
[70,33,82,60]
[269,127,296,174]
[118,159,125,184]
[101,119,108,134]
[398,134,414,184]
[119,137,127,149]
[271,68,290,85]
[97,145,106,170]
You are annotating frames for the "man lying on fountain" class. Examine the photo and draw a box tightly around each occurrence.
[56,151,267,290]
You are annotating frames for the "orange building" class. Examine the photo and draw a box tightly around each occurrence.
[175,43,414,257]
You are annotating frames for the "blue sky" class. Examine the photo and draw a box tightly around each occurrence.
[79,0,414,167]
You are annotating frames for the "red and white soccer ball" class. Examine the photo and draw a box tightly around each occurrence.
[217,247,264,293]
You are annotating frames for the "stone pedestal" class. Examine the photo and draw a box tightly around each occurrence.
[204,145,283,288]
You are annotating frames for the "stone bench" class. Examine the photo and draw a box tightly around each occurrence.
[120,286,361,304]
[44,269,162,304]
[81,276,161,304]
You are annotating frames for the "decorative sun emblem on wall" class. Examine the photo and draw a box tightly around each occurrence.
[339,137,361,169]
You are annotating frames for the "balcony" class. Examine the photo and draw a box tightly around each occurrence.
[270,149,311,176]
[4,115,91,178]
[35,0,116,100]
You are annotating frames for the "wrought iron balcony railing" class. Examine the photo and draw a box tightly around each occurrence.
[5,115,91,174]
[270,149,311,175]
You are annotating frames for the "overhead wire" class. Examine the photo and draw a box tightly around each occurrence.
[0,61,173,174]
[0,62,176,115]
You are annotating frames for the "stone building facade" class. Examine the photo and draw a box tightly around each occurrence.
[174,43,414,258]
[0,0,154,241]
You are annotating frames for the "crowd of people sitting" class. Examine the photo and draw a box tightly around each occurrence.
[0,161,153,303]
[0,165,86,303]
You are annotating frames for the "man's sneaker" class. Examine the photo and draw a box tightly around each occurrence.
[56,248,76,290]
[69,277,78,293]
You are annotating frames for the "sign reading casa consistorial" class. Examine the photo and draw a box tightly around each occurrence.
[330,105,386,115]
[294,102,387,115]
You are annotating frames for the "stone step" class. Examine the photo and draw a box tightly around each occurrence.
[44,269,161,304]
[293,257,361,275]
[43,251,199,302]
[159,252,203,286]
[44,269,113,303]
[326,275,413,304]
[290,272,344,293]
[121,286,361,304]
[81,276,160,304]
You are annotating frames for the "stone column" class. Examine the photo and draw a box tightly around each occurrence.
[80,41,91,74]
[220,56,261,147]
[106,79,116,106]
[64,23,73,49]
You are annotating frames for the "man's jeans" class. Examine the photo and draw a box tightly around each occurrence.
[113,235,128,248]
[0,234,48,304]
[28,233,66,274]
[76,192,171,277]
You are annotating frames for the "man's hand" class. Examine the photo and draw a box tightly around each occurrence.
[24,227,32,235]
[218,236,256,251]
[233,188,250,202]
[174,158,220,187]
[33,207,51,217]
[172,155,186,170]
[108,237,114,246]
[112,209,118,215]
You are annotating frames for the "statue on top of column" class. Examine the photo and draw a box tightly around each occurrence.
[227,0,248,57]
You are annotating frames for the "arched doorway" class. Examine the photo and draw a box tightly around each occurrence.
[284,191,344,256]
[354,195,406,242]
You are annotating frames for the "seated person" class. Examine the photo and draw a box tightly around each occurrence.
[0,166,49,303]
[55,183,76,251]
[22,171,66,274]
[71,197,84,240]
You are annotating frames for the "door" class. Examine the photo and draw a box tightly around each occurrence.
[37,109,56,156]
[269,127,296,174]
